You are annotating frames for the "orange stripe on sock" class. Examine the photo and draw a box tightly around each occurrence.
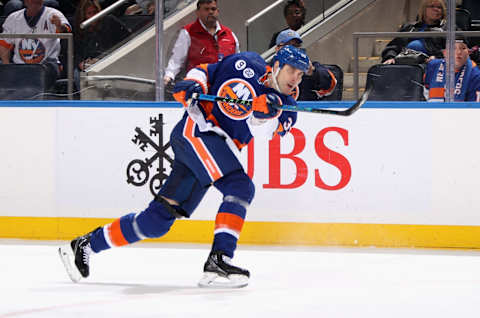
[215,212,244,233]
[108,219,129,247]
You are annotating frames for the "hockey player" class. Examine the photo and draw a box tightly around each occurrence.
[274,29,337,101]
[59,45,310,288]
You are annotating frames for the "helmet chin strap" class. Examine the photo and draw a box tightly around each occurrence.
[271,64,282,93]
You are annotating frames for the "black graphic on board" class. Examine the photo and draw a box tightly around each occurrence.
[126,114,173,196]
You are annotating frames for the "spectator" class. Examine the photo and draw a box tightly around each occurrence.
[124,0,179,15]
[0,0,71,90]
[275,29,337,101]
[424,36,480,101]
[74,0,131,73]
[269,0,306,49]
[382,0,446,64]
[163,0,239,86]
[3,0,60,17]
[124,0,155,15]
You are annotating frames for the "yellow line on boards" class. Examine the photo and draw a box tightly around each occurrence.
[1,216,480,248]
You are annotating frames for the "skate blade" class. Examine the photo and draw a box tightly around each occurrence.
[58,245,82,283]
[198,272,249,288]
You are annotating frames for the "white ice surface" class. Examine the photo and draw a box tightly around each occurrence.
[1,240,480,317]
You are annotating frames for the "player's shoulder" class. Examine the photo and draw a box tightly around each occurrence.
[220,52,266,77]
[239,51,266,66]
[225,52,265,66]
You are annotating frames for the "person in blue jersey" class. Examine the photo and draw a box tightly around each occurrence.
[59,45,310,288]
[424,36,480,102]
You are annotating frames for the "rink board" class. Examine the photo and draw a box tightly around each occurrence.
[1,101,480,248]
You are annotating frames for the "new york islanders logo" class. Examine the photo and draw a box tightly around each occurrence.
[19,39,46,64]
[217,79,256,120]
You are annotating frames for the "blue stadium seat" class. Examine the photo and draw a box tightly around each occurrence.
[0,64,51,100]
[365,64,425,101]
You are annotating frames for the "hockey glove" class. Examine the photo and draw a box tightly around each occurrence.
[275,114,295,137]
[173,80,204,106]
[252,93,282,119]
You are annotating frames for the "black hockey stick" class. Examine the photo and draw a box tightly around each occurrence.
[192,87,371,116]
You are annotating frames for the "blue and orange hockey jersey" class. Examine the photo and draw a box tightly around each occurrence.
[181,52,298,150]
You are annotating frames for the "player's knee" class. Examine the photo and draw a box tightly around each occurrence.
[135,200,176,238]
[157,162,208,217]
[155,195,189,218]
[243,177,255,203]
[215,170,255,205]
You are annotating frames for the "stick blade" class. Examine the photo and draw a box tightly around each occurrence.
[343,86,372,116]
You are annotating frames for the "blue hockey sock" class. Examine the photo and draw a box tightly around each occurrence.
[211,201,247,258]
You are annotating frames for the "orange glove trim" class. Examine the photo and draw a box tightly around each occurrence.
[252,94,269,114]
[173,91,188,107]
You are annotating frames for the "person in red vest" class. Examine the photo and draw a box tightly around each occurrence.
[163,0,239,86]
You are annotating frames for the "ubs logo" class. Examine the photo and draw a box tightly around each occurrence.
[126,114,173,197]
[217,79,256,120]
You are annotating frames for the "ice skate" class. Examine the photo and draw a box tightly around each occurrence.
[198,251,250,288]
[58,232,93,283]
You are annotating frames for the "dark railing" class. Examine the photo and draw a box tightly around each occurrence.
[80,0,130,30]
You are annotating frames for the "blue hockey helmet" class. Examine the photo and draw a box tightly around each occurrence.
[272,45,310,73]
